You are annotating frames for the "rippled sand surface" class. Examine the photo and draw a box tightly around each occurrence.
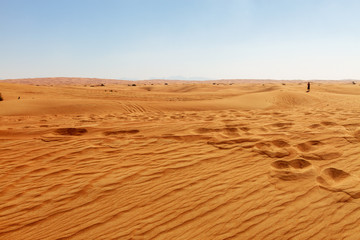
[1,79,360,239]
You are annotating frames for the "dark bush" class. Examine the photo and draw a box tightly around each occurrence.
[0,93,3,101]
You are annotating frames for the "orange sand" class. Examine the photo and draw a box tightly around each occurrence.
[1,78,360,239]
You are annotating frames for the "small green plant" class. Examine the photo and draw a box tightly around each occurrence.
[0,93,3,101]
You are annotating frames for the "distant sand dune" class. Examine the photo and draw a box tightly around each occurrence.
[1,78,360,239]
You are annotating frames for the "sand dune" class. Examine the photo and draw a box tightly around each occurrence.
[1,79,360,239]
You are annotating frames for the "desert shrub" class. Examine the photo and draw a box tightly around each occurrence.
[164,83,168,85]
[0,93,3,101]
[132,84,136,86]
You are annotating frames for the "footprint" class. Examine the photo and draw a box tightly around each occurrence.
[317,168,360,199]
[354,128,360,140]
[309,124,323,129]
[343,123,360,131]
[296,140,323,152]
[255,140,293,158]
[103,130,139,136]
[195,128,221,134]
[239,127,250,132]
[195,127,239,138]
[269,122,293,129]
[271,160,290,169]
[271,159,312,171]
[223,127,238,134]
[272,139,290,148]
[162,134,211,142]
[321,121,337,126]
[270,159,315,185]
[288,159,312,169]
[55,128,87,136]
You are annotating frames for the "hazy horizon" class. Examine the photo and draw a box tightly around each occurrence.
[1,0,360,80]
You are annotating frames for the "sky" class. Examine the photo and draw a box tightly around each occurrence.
[1,0,360,80]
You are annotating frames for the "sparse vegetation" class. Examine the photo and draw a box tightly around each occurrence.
[164,83,168,85]
[0,93,3,101]
[132,84,136,86]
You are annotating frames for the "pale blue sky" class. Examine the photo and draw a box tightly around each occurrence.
[1,0,360,80]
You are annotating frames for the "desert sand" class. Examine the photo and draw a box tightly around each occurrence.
[1,78,360,239]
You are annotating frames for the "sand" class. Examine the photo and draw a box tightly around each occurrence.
[1,78,360,239]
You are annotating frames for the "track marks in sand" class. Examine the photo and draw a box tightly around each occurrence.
[317,168,360,199]
[255,139,294,158]
[103,129,139,136]
[55,128,88,136]
[354,128,360,140]
[296,138,343,161]
[270,159,315,182]
[270,122,293,128]
[272,159,312,170]
[296,140,323,152]
[195,126,241,138]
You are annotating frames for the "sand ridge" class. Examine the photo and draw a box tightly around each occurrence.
[1,79,360,239]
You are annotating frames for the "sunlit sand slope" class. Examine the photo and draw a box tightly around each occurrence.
[1,80,360,239]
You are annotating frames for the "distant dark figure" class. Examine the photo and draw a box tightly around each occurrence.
[307,82,310,92]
